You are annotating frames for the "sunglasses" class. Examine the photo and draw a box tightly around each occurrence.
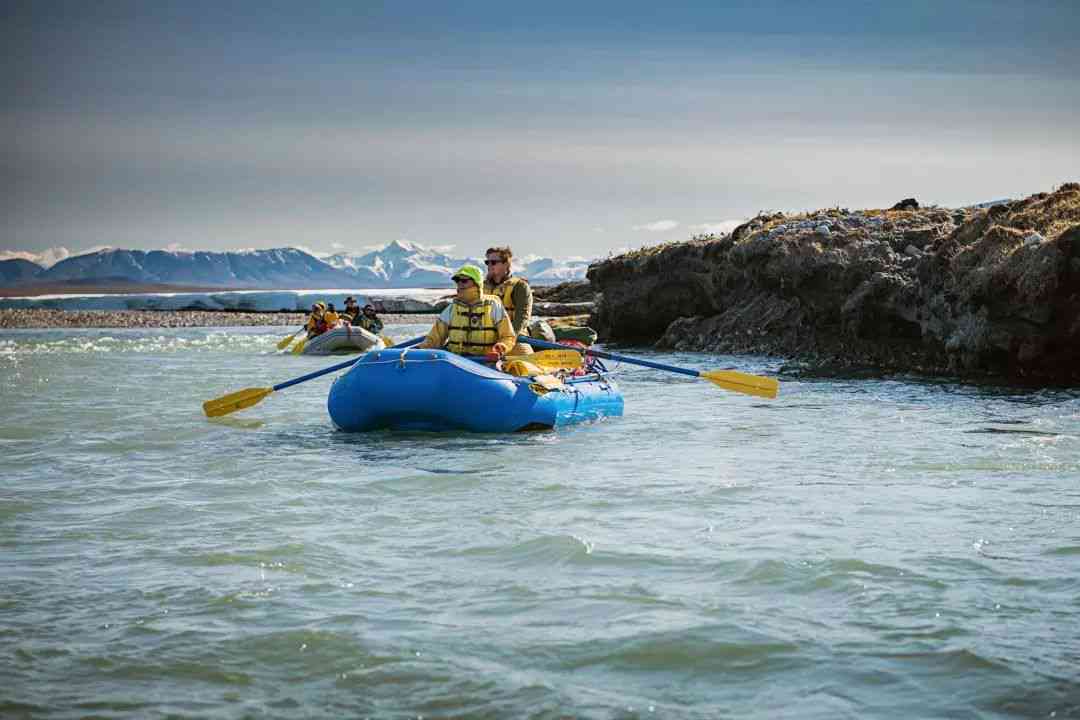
[453,277,472,284]
[484,259,505,266]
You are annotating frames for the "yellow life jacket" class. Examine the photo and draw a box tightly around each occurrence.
[324,311,340,326]
[488,275,527,316]
[446,296,499,355]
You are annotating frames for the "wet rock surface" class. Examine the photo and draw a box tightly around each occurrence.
[588,184,1080,384]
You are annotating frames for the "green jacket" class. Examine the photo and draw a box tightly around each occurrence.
[356,314,384,334]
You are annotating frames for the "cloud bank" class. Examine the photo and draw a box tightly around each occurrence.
[633,220,680,232]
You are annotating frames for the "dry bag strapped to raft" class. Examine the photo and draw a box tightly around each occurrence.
[526,319,556,343]
[552,325,598,346]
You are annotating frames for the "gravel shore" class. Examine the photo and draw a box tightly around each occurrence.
[0,309,438,329]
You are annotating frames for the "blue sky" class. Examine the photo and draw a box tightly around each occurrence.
[3,1,1078,259]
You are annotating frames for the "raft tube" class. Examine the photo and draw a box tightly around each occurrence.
[302,325,384,355]
[327,349,623,433]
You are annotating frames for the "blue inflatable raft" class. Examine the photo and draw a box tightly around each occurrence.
[327,348,623,433]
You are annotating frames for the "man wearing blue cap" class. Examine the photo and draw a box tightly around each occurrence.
[417,264,517,357]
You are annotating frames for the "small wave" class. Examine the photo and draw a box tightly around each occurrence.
[74,700,158,714]
[871,647,1005,672]
[1044,545,1080,556]
[0,499,34,520]
[178,544,309,570]
[13,645,70,662]
[730,557,949,596]
[965,426,1065,437]
[0,332,273,355]
[879,625,972,642]
[219,629,387,675]
[452,534,594,567]
[559,625,800,673]
[97,659,253,686]
[0,701,48,716]
[207,416,265,430]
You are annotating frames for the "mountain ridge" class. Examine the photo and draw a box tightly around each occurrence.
[0,243,591,289]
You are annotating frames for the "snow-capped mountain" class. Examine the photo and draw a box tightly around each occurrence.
[32,247,358,289]
[322,239,467,287]
[0,241,591,289]
[516,255,592,284]
[323,240,590,286]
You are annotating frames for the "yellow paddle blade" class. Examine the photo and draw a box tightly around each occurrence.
[700,370,779,399]
[380,334,395,346]
[202,387,274,418]
[505,350,583,368]
[276,329,301,350]
[291,338,307,354]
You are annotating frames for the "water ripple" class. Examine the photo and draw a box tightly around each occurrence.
[2,326,1079,718]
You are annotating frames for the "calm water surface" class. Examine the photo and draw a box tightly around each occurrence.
[2,325,1078,719]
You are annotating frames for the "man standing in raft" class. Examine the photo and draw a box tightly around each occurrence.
[417,264,517,357]
[483,246,534,355]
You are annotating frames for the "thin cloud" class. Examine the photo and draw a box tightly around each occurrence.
[0,247,72,268]
[633,220,679,232]
[289,245,328,258]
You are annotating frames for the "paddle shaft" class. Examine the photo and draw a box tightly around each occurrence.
[275,335,425,391]
[520,336,703,378]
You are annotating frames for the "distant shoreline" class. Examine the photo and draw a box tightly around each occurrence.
[0,280,575,299]
[0,309,439,329]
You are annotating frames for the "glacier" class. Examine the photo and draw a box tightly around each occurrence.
[0,288,450,312]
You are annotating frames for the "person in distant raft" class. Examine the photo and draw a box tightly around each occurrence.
[483,245,534,355]
[356,304,384,335]
[323,303,341,328]
[305,302,329,337]
[342,296,360,324]
[417,264,517,357]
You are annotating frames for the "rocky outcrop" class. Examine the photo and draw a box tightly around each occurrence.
[588,184,1080,384]
[534,301,595,317]
[529,281,597,317]
[533,280,595,303]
